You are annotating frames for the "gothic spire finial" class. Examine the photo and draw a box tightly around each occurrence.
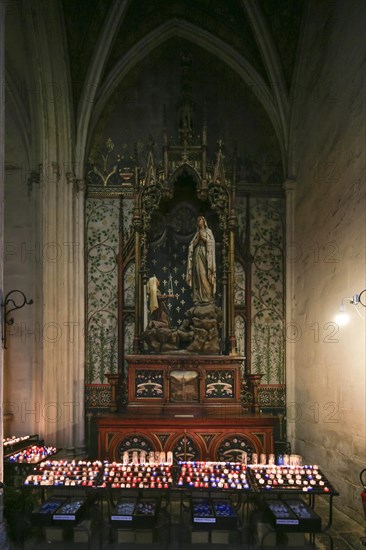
[177,50,194,143]
[181,49,192,97]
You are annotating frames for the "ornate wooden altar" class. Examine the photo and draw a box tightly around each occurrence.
[126,354,244,416]
[97,353,276,461]
[96,415,275,462]
[95,53,276,461]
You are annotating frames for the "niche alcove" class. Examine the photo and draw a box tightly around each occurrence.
[87,51,282,462]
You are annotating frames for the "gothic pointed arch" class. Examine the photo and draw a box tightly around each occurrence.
[75,0,130,179]
[242,0,289,153]
[169,162,202,187]
[85,18,285,168]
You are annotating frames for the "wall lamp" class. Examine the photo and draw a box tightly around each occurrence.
[1,290,33,349]
[335,290,366,326]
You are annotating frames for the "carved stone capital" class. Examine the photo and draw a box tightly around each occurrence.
[75,178,86,194]
[66,171,75,185]
[52,162,62,181]
[27,165,42,196]
[283,179,296,193]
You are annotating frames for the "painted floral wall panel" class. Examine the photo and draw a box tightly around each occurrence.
[121,196,134,238]
[235,315,245,356]
[250,197,285,384]
[236,196,247,238]
[124,315,135,354]
[123,262,135,307]
[234,261,245,306]
[86,198,119,383]
[122,197,136,370]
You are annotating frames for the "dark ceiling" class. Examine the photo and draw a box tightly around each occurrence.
[60,0,305,184]
[62,0,305,109]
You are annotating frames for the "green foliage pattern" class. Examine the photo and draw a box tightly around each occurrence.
[86,199,119,383]
[250,198,285,384]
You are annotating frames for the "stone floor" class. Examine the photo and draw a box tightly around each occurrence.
[4,495,366,550]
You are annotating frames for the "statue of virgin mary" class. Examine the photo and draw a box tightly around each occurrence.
[186,216,216,304]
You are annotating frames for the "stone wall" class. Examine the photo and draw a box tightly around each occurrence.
[3,1,85,450]
[4,116,41,436]
[3,0,42,437]
[291,0,366,522]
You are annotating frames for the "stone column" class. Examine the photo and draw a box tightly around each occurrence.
[73,177,86,455]
[283,179,296,449]
[0,2,9,545]
[25,0,85,451]
[0,0,4,512]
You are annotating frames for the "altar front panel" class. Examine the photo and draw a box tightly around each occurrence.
[126,355,244,416]
[96,415,275,463]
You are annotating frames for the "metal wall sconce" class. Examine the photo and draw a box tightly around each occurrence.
[335,289,366,326]
[1,290,33,349]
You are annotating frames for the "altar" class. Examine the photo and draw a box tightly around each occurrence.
[126,354,244,416]
[97,353,276,462]
[96,413,275,463]
[90,54,281,463]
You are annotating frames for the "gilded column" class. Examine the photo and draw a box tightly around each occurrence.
[283,179,296,448]
[228,212,237,355]
[133,212,142,352]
